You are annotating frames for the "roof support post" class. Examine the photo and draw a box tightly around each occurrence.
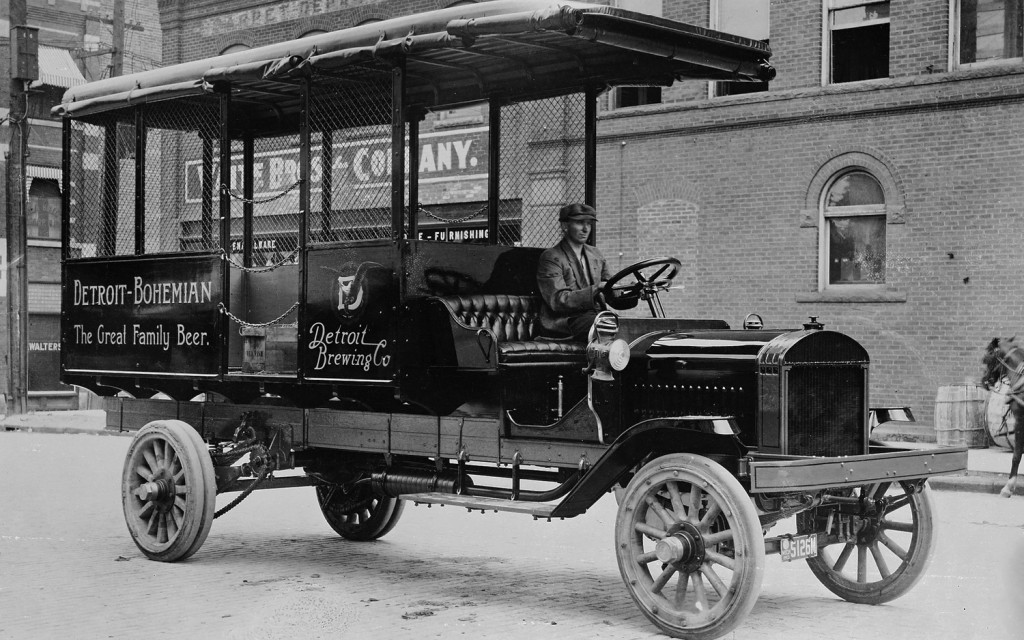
[584,85,597,211]
[297,76,312,381]
[61,118,71,262]
[134,106,145,255]
[201,135,214,249]
[391,61,406,241]
[243,133,254,267]
[487,99,501,245]
[408,111,420,240]
[219,89,232,378]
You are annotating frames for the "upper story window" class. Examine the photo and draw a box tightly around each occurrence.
[955,0,1023,66]
[609,0,664,109]
[220,44,250,55]
[826,0,890,83]
[712,0,770,97]
[28,179,61,241]
[821,171,886,287]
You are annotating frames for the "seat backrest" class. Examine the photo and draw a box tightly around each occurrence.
[439,294,540,342]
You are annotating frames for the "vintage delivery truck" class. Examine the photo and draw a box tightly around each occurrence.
[53,2,967,637]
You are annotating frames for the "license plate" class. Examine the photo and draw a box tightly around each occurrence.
[780,534,818,562]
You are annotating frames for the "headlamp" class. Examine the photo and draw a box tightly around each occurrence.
[587,311,630,381]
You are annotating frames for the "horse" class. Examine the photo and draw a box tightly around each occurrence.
[981,337,1024,497]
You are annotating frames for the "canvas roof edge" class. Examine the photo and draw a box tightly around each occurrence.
[52,79,211,119]
[54,0,772,117]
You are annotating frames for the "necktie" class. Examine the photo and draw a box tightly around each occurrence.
[580,247,592,286]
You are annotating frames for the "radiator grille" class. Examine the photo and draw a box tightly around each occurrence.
[786,365,865,457]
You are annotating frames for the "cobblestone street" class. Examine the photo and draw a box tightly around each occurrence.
[2,431,1022,640]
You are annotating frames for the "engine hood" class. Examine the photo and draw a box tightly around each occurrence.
[637,329,869,370]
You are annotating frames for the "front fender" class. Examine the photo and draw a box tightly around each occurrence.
[551,417,747,518]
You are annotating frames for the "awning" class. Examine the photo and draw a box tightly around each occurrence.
[27,165,60,180]
[32,46,86,89]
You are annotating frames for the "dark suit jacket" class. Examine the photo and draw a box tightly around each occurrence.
[536,238,610,337]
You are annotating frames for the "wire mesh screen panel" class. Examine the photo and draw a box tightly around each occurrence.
[412,103,489,244]
[145,98,221,254]
[221,133,304,265]
[308,72,394,244]
[499,94,586,248]
[68,114,136,257]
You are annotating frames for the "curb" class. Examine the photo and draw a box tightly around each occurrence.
[3,424,130,437]
[929,472,1019,496]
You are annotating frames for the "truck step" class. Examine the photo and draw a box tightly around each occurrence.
[404,493,558,518]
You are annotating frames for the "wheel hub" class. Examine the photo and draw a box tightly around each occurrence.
[134,478,174,504]
[654,521,705,572]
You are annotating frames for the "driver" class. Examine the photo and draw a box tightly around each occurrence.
[536,203,610,339]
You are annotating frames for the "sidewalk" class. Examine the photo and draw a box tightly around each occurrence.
[2,409,1019,496]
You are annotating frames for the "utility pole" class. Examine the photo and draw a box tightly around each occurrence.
[111,0,126,77]
[6,0,36,416]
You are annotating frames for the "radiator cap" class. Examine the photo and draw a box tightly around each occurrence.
[803,316,824,330]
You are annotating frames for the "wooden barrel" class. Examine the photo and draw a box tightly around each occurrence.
[985,379,1018,450]
[934,384,991,448]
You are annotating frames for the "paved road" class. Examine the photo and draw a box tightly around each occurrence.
[1,431,1022,640]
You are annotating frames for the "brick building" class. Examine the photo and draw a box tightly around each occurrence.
[1,0,161,408]
[128,0,1024,428]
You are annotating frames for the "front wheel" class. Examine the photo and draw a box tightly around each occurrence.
[316,484,405,541]
[614,454,765,639]
[799,480,935,604]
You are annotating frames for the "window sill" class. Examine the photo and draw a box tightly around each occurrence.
[796,289,906,303]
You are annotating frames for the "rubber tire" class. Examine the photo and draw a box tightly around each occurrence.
[804,481,935,605]
[316,484,405,541]
[121,420,216,562]
[615,453,765,639]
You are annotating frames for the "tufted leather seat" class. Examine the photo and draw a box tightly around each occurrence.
[438,294,586,365]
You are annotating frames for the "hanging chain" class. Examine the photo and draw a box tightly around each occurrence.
[219,247,299,273]
[417,203,487,224]
[219,301,298,329]
[221,179,304,204]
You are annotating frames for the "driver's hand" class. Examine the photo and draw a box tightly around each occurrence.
[594,282,608,309]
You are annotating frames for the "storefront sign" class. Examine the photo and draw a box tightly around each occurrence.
[199,1,378,36]
[185,127,488,209]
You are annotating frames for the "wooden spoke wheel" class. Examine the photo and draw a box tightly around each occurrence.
[615,454,765,640]
[121,420,216,562]
[799,480,935,605]
[316,484,405,541]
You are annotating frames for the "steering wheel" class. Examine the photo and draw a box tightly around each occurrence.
[601,257,681,317]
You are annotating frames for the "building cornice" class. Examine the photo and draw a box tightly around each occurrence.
[600,66,1024,140]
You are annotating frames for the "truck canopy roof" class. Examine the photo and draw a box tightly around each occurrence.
[54,0,772,123]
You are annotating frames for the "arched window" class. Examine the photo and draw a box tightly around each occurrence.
[220,44,250,55]
[821,170,886,286]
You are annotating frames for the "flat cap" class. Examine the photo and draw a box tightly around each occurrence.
[559,203,597,222]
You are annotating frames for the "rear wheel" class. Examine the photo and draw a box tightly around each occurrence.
[121,420,216,562]
[615,454,765,639]
[316,484,405,541]
[799,481,934,604]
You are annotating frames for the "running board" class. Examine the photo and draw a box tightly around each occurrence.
[403,493,559,518]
